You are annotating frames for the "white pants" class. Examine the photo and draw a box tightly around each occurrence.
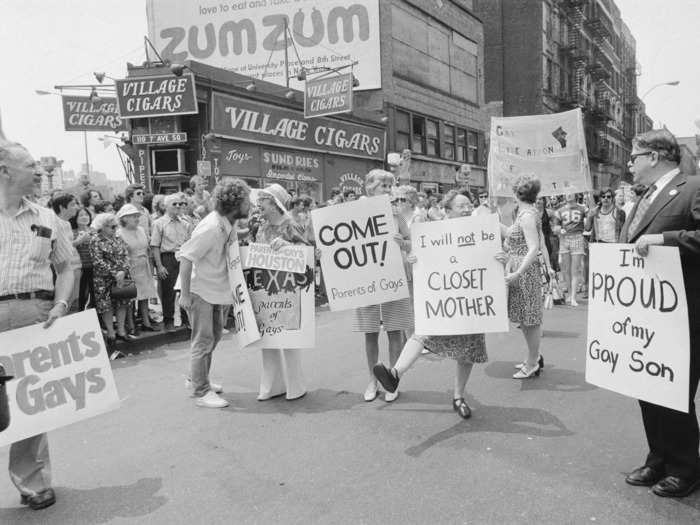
[258,348,306,400]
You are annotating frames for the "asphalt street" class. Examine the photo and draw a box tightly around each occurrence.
[0,303,699,524]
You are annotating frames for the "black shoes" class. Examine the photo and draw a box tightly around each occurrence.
[20,488,56,510]
[452,397,471,419]
[625,466,664,486]
[651,474,700,498]
[373,363,399,393]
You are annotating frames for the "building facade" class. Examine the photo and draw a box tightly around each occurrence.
[476,0,652,189]
[124,0,488,198]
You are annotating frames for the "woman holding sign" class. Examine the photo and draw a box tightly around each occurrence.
[373,190,487,419]
[253,184,309,401]
[502,177,545,379]
[354,170,413,403]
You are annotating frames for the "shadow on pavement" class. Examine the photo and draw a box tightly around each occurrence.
[403,398,573,457]
[484,361,597,392]
[0,477,166,524]
[542,329,581,338]
[222,388,367,415]
[109,347,170,369]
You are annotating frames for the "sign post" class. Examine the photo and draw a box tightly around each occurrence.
[586,244,690,412]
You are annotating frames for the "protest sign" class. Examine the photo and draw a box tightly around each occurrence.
[241,246,315,348]
[244,243,307,274]
[488,108,591,198]
[411,214,509,335]
[311,195,409,311]
[586,244,690,412]
[0,310,120,447]
[227,240,261,349]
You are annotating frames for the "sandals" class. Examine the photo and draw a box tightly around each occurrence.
[452,397,471,419]
[373,363,399,393]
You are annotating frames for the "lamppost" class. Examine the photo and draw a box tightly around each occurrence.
[640,80,680,101]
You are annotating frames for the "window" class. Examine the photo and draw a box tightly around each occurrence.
[426,119,439,156]
[412,115,426,154]
[443,125,455,160]
[456,128,467,162]
[467,131,479,164]
[545,58,553,92]
[396,110,410,152]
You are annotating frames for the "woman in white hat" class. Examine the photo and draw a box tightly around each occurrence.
[252,183,309,400]
[117,204,158,332]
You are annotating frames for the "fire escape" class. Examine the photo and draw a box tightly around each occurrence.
[558,0,588,109]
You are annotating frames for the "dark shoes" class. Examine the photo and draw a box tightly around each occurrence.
[373,363,399,393]
[625,466,664,486]
[651,474,700,498]
[20,488,56,510]
[452,397,471,419]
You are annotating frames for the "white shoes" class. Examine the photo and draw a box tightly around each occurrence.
[364,380,379,402]
[185,378,223,394]
[195,391,229,408]
[385,390,400,402]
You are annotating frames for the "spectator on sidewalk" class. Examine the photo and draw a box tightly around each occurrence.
[151,193,192,332]
[50,192,83,307]
[69,207,95,310]
[189,175,212,213]
[124,184,151,241]
[179,179,251,408]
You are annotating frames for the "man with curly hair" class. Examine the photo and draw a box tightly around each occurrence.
[178,179,251,408]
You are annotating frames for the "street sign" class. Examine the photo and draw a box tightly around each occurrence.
[115,73,198,119]
[304,72,354,118]
[132,132,188,145]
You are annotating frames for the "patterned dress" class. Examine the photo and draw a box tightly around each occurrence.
[90,233,132,314]
[506,208,543,327]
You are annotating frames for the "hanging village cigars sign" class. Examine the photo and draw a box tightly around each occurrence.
[115,73,198,119]
[211,92,383,160]
[61,96,127,132]
[304,72,353,118]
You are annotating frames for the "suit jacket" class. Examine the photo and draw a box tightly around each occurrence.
[620,172,700,312]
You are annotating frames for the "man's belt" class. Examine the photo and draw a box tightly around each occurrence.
[0,290,54,302]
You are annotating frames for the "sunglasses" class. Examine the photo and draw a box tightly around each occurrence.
[173,202,187,207]
[392,197,407,203]
[630,151,653,163]
[601,195,613,199]
[134,191,144,196]
[479,195,488,199]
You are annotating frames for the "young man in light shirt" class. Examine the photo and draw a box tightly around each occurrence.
[179,179,251,408]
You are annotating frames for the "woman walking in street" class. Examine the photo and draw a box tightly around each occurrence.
[372,190,487,419]
[353,170,413,403]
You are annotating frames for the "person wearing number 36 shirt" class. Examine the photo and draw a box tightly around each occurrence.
[552,194,587,306]
[618,129,700,498]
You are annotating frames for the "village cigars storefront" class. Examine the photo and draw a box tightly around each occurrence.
[209,92,384,201]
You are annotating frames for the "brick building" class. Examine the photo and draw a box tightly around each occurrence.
[358,0,488,194]
[475,0,652,189]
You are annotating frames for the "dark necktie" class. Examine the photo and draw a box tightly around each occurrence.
[627,184,657,238]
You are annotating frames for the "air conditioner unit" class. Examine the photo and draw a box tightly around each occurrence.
[152,148,186,175]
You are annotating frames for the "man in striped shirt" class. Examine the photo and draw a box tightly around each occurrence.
[0,129,74,510]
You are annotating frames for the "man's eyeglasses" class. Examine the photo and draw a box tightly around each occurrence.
[174,202,187,207]
[479,195,488,199]
[134,191,144,196]
[392,198,407,203]
[630,151,654,163]
[601,194,613,200]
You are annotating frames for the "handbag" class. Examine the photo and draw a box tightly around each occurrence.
[111,279,137,300]
[543,290,554,310]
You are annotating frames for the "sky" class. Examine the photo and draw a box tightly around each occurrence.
[1,0,699,180]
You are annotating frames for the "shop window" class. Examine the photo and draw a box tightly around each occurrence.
[456,128,467,162]
[467,131,479,165]
[426,119,439,156]
[412,115,426,155]
[443,124,455,160]
[396,110,410,152]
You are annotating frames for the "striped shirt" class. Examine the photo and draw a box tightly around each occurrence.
[0,199,74,294]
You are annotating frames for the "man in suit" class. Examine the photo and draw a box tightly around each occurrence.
[620,129,700,498]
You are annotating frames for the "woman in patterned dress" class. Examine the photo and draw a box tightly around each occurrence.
[502,177,545,379]
[90,213,133,348]
[373,190,488,419]
[352,170,414,403]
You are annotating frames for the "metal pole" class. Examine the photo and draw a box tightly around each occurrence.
[83,131,90,177]
[284,18,290,88]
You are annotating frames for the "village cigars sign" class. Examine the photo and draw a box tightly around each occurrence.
[0,310,120,447]
[211,92,383,160]
[61,95,127,132]
[115,73,198,119]
[304,72,353,118]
